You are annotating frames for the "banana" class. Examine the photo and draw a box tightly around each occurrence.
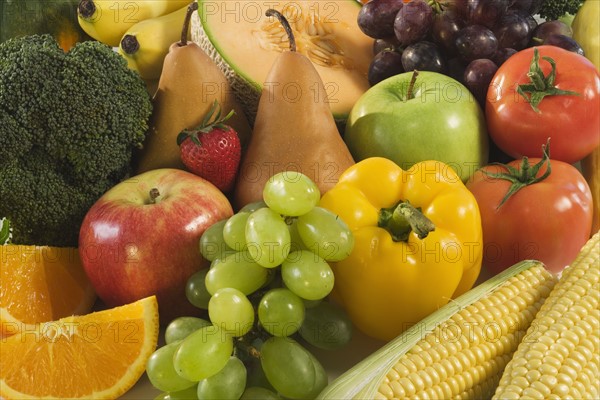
[117,5,188,80]
[77,0,191,47]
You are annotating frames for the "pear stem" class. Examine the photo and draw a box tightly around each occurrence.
[265,9,296,52]
[179,2,199,46]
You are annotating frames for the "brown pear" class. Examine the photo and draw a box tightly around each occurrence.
[134,2,251,174]
[233,9,355,209]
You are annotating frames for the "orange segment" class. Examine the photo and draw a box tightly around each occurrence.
[0,295,159,399]
[0,244,97,335]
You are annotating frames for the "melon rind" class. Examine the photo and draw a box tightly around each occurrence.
[191,0,371,127]
[191,9,262,125]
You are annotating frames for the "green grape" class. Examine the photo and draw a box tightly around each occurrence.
[303,297,323,309]
[208,287,255,337]
[245,208,291,268]
[262,171,320,217]
[240,387,281,400]
[297,206,354,261]
[222,212,250,251]
[173,325,233,382]
[146,341,196,392]
[185,269,211,309]
[244,358,275,391]
[299,300,353,350]
[196,356,247,400]
[306,350,328,399]
[281,250,334,300]
[260,336,317,399]
[154,384,198,400]
[287,218,308,253]
[205,251,269,296]
[239,200,267,213]
[165,316,212,344]
[199,219,232,262]
[258,288,305,337]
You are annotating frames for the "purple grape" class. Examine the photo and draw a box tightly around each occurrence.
[455,25,499,63]
[393,0,434,47]
[463,58,498,107]
[491,47,517,66]
[443,0,470,17]
[522,12,539,35]
[447,57,467,82]
[401,41,447,73]
[493,10,533,50]
[542,34,585,56]
[373,36,403,55]
[508,0,533,12]
[531,20,573,46]
[358,0,406,39]
[431,9,466,55]
[368,50,405,86]
[466,0,511,28]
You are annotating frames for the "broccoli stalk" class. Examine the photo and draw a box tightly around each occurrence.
[0,34,153,247]
[538,0,583,21]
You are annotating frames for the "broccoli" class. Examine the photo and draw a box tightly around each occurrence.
[538,0,583,21]
[0,34,152,247]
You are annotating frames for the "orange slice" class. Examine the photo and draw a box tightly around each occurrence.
[0,295,159,399]
[0,244,97,336]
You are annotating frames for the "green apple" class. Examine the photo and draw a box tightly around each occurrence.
[344,71,489,182]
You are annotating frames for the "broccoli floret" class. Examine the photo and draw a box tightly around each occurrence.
[538,0,583,21]
[0,34,152,247]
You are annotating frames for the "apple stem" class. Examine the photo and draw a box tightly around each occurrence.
[407,70,419,100]
[149,188,161,204]
[178,2,198,47]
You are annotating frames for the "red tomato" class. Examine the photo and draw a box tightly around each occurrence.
[486,45,600,164]
[466,153,593,275]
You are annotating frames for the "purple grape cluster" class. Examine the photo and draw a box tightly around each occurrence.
[359,0,585,106]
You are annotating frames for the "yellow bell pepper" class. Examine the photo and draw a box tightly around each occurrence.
[320,157,483,342]
[572,0,600,70]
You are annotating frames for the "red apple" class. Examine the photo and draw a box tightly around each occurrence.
[79,168,233,322]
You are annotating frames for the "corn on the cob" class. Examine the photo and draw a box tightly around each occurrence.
[317,260,558,399]
[493,231,600,400]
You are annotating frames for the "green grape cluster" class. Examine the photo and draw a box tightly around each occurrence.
[147,171,355,400]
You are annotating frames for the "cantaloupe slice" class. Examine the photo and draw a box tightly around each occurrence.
[191,0,373,125]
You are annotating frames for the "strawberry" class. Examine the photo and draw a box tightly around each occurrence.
[177,101,241,193]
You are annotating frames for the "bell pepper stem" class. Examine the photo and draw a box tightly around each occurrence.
[379,201,435,242]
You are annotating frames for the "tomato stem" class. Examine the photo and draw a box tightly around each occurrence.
[517,48,580,113]
[481,139,553,209]
[378,201,435,242]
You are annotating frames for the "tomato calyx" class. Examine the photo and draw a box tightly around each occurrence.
[378,201,435,242]
[482,140,552,209]
[517,48,581,113]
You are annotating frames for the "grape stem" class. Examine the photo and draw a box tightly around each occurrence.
[235,337,261,359]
